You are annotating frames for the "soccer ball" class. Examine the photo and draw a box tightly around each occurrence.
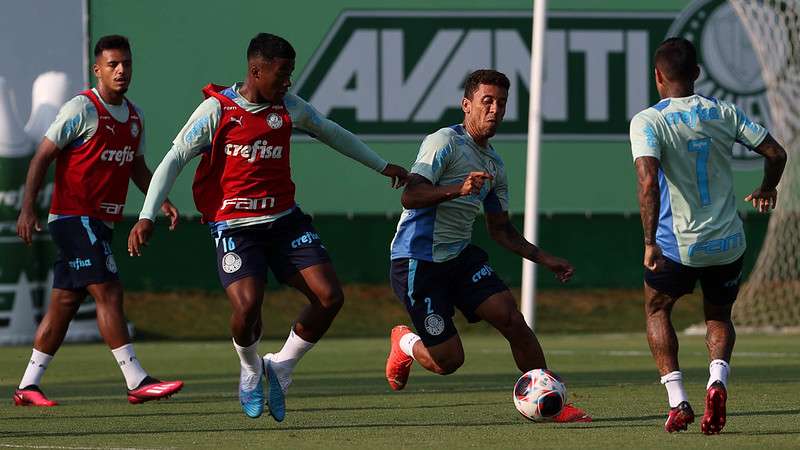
[513,369,566,421]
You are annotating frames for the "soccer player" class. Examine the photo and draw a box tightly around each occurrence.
[14,35,184,407]
[127,33,408,421]
[384,69,590,423]
[630,38,787,434]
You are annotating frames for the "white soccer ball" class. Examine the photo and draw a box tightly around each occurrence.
[513,368,567,421]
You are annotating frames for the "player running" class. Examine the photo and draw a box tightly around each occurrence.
[630,38,786,434]
[128,33,408,421]
[384,69,590,423]
[14,35,183,407]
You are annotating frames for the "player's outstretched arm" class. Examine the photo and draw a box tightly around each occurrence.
[745,133,787,213]
[484,211,574,283]
[130,155,179,230]
[128,148,188,256]
[400,172,491,209]
[287,94,408,187]
[16,138,60,245]
[634,156,665,272]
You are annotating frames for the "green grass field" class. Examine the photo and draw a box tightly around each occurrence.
[1,334,798,449]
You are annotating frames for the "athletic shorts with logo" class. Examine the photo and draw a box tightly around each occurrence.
[645,255,744,305]
[213,208,331,288]
[48,216,119,290]
[390,245,509,346]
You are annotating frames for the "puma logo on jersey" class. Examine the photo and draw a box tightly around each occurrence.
[224,139,283,163]
[101,145,135,166]
[105,124,116,135]
[230,116,243,127]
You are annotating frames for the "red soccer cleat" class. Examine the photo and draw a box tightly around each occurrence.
[13,386,58,407]
[701,381,727,435]
[665,401,695,432]
[552,403,592,422]
[127,377,183,404]
[385,325,414,391]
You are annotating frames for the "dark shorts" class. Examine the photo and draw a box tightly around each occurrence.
[48,216,119,291]
[390,245,509,346]
[213,208,331,289]
[645,255,745,305]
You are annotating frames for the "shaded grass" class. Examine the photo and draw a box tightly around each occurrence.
[124,286,705,340]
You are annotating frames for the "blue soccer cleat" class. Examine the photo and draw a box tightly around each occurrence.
[239,366,265,419]
[264,354,287,422]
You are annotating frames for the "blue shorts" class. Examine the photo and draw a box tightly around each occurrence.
[213,208,331,288]
[48,216,119,291]
[645,255,744,305]
[390,245,509,346]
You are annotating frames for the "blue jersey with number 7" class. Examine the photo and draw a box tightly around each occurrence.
[629,94,767,267]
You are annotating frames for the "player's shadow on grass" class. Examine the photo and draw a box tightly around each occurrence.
[1,402,495,422]
[0,420,531,439]
[589,408,800,425]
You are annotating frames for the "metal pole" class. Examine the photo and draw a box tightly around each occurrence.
[521,0,547,330]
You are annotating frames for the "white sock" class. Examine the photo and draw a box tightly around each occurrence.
[707,359,730,389]
[660,371,688,408]
[233,338,262,375]
[19,349,53,389]
[111,344,148,390]
[399,332,421,360]
[271,327,314,372]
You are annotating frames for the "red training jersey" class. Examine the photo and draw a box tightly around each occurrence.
[192,84,295,223]
[49,89,142,222]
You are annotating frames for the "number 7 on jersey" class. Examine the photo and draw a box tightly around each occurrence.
[687,138,712,206]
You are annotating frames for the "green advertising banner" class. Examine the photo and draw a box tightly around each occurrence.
[90,0,769,215]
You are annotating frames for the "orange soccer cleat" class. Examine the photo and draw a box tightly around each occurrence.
[385,325,414,391]
[13,386,58,407]
[127,377,184,404]
[701,381,727,435]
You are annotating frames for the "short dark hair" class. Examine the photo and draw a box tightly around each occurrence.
[94,35,131,58]
[247,33,296,61]
[463,69,510,99]
[654,37,698,82]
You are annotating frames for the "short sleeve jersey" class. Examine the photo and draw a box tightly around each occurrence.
[390,124,509,262]
[630,94,767,267]
[45,88,145,156]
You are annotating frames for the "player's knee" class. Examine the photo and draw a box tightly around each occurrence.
[431,352,464,375]
[51,293,82,310]
[315,286,344,312]
[645,295,674,316]
[230,293,261,318]
[91,286,123,307]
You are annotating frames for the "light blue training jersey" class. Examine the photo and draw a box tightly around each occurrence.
[390,124,509,262]
[630,94,767,267]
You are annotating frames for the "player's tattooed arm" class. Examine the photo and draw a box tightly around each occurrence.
[401,172,490,209]
[634,156,666,271]
[746,133,787,212]
[634,156,660,245]
[485,211,574,283]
